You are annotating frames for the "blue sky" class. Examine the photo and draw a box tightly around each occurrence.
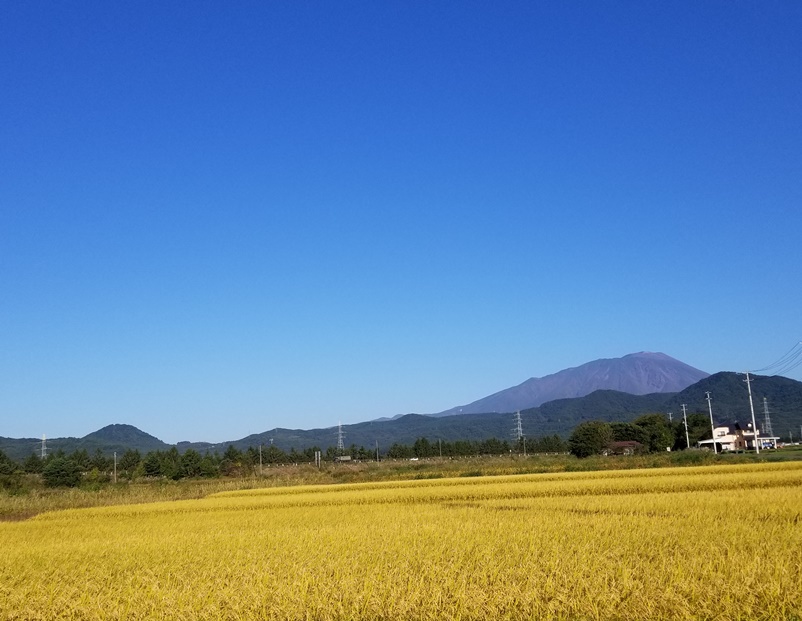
[2,2,801,444]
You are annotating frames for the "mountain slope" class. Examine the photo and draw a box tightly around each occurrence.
[437,352,707,416]
[2,373,797,461]
[82,424,169,453]
[665,372,802,435]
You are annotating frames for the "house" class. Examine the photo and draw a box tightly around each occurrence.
[698,423,748,452]
[698,422,779,451]
[608,441,645,456]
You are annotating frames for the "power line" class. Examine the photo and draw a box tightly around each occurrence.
[754,341,802,376]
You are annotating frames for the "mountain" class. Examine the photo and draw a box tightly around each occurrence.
[436,352,708,416]
[82,424,169,453]
[175,390,678,452]
[0,424,169,462]
[1,373,798,462]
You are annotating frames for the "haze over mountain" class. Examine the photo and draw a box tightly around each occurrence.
[436,352,708,416]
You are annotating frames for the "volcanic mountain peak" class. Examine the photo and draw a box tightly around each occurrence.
[437,352,708,416]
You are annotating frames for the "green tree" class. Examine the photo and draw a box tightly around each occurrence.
[220,445,242,476]
[354,445,373,460]
[199,453,219,478]
[480,438,509,455]
[42,457,82,487]
[0,450,17,475]
[453,440,477,456]
[90,448,111,472]
[413,437,433,458]
[161,447,181,480]
[634,414,674,452]
[119,449,141,478]
[302,446,321,462]
[69,449,92,472]
[180,449,203,478]
[532,434,568,453]
[387,443,413,459]
[568,421,614,458]
[610,422,650,445]
[23,453,43,474]
[676,412,713,450]
[142,451,163,477]
[265,444,286,464]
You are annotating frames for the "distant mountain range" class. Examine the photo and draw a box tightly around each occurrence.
[2,357,800,461]
[436,352,708,416]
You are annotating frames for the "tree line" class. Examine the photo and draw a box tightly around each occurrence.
[0,411,727,489]
[1,444,320,488]
[0,434,568,488]
[386,435,567,458]
[567,412,717,458]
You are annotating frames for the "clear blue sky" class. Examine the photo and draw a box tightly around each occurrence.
[2,2,801,444]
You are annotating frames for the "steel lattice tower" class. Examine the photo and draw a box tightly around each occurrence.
[762,398,774,437]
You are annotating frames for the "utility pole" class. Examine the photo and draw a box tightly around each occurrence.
[113,452,117,484]
[681,404,690,449]
[705,392,717,454]
[259,444,263,475]
[376,440,379,462]
[743,372,760,453]
[438,438,442,459]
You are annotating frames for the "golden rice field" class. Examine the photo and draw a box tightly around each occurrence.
[1,462,801,620]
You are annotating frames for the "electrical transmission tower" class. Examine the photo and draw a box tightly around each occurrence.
[513,411,524,441]
[512,411,526,456]
[762,397,774,437]
[40,435,47,460]
[336,421,345,454]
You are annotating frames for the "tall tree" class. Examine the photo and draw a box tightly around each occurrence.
[42,457,82,487]
[633,414,673,452]
[568,421,614,458]
[0,450,17,475]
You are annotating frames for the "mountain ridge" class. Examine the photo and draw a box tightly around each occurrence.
[4,371,799,460]
[3,360,799,460]
[435,352,708,416]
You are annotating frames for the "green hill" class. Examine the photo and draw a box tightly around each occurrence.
[665,372,802,438]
